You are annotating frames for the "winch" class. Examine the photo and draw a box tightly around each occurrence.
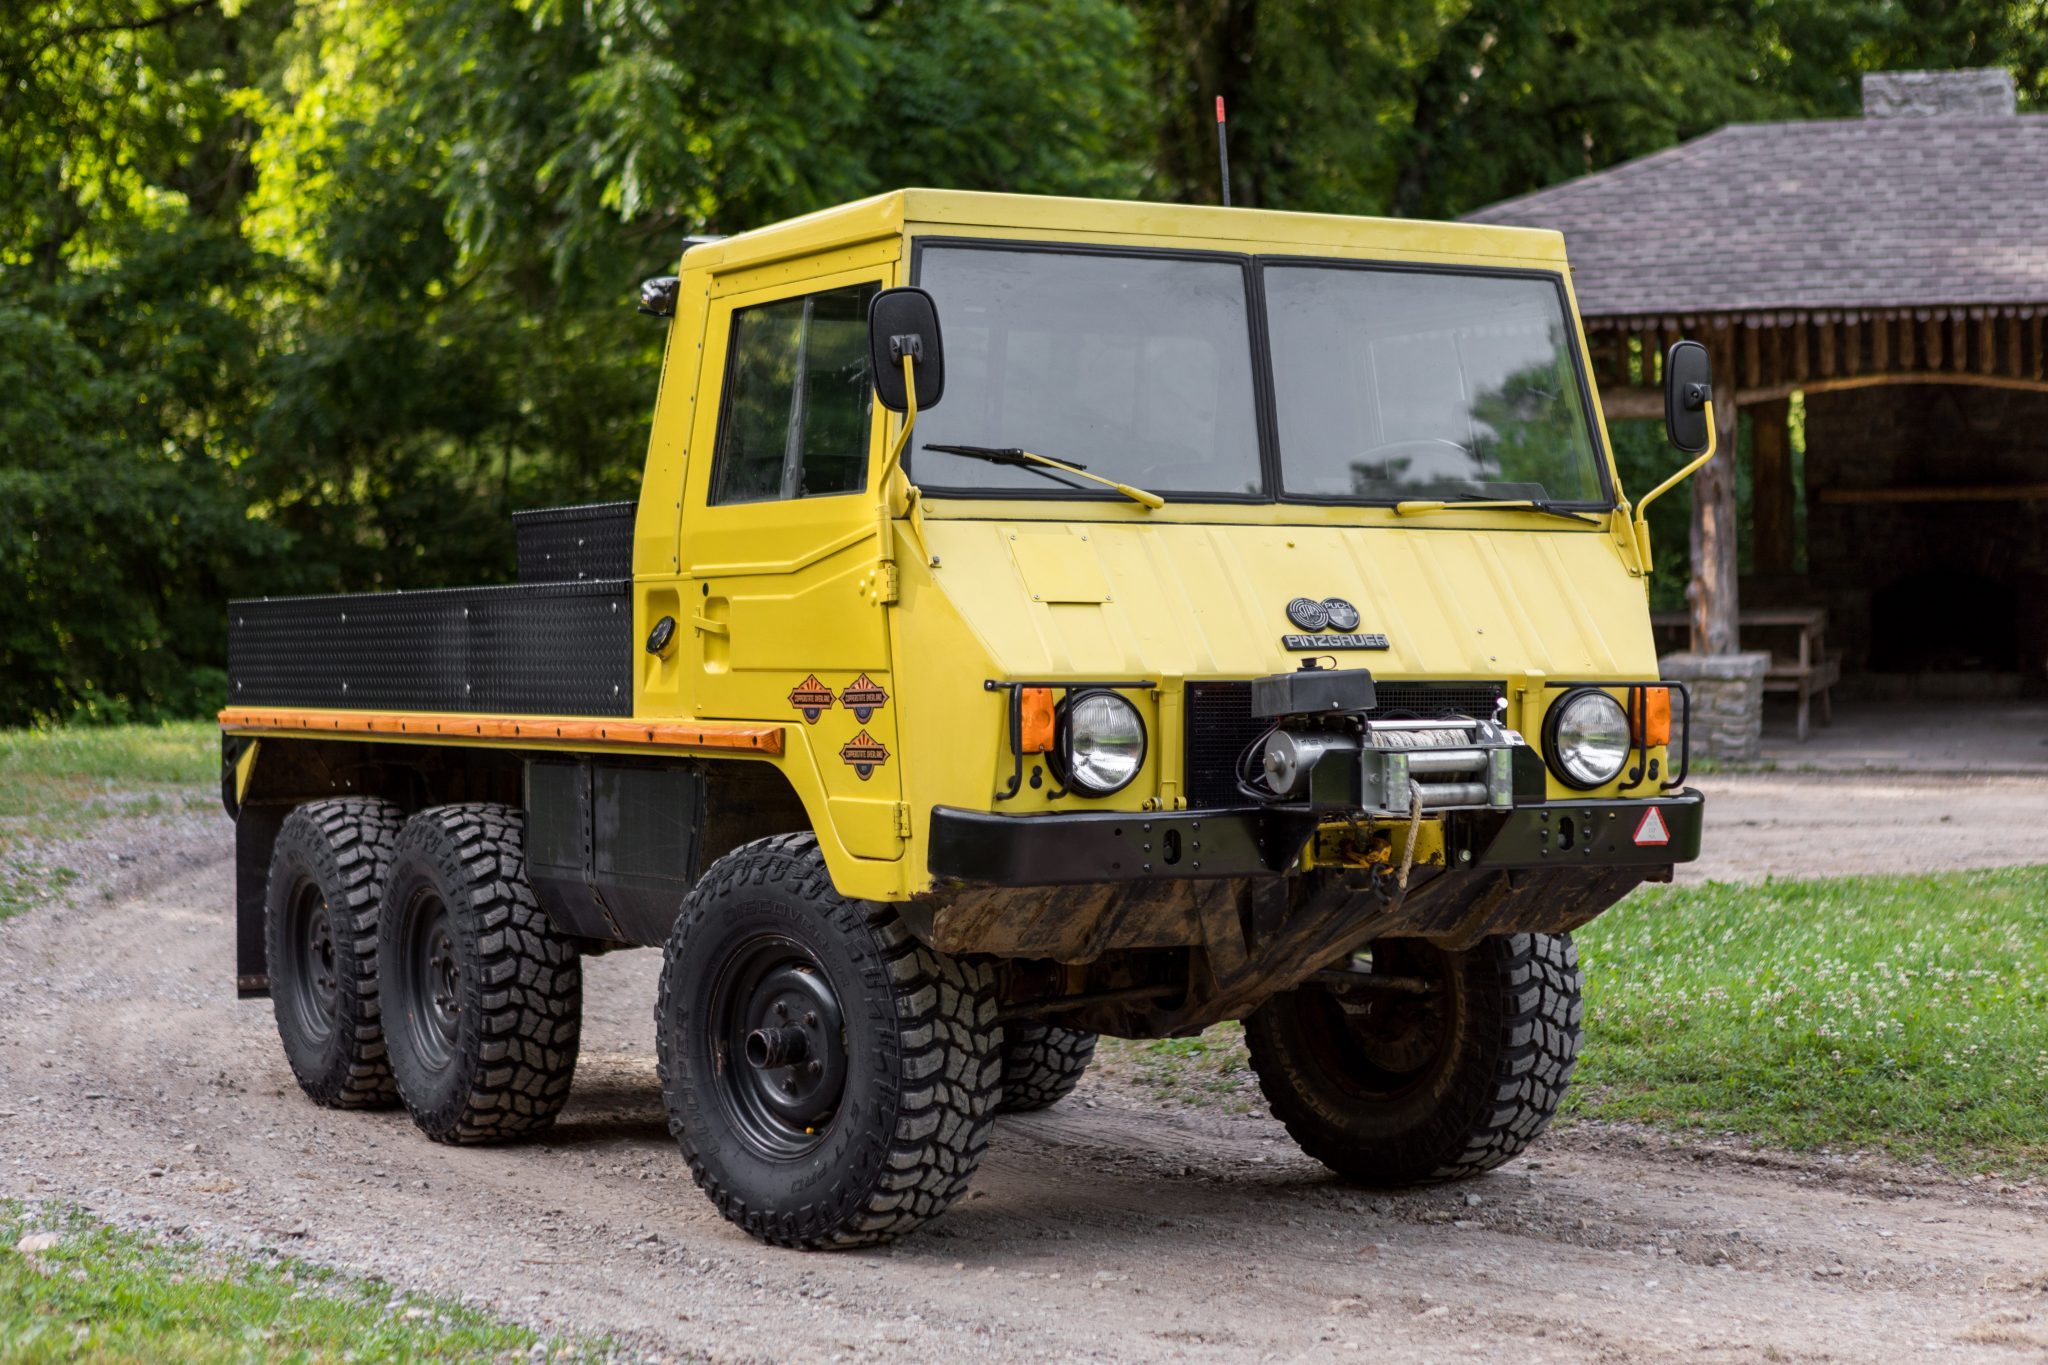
[1244,665,1526,815]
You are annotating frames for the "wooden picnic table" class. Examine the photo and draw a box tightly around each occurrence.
[1651,606,1839,741]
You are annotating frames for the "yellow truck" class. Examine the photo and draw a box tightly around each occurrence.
[221,189,1718,1249]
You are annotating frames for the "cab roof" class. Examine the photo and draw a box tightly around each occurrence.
[681,189,1569,275]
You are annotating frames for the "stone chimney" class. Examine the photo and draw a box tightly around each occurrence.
[1862,68,2017,118]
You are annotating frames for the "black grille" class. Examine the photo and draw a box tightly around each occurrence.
[1182,679,1506,810]
[513,501,635,583]
[1185,682,1260,809]
[228,579,633,716]
[1367,681,1507,723]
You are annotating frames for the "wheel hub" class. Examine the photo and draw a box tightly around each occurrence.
[286,880,340,1043]
[712,940,848,1158]
[402,891,462,1072]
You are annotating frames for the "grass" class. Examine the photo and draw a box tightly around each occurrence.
[0,722,218,920]
[1103,868,2048,1175]
[1568,867,2048,1172]
[0,1202,591,1362]
[0,721,217,840]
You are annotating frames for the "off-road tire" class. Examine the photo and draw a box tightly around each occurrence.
[997,1024,1097,1113]
[264,798,405,1109]
[656,832,1002,1249]
[1245,933,1581,1186]
[379,804,581,1144]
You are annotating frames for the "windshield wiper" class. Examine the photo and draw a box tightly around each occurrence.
[922,444,1166,510]
[1393,496,1603,526]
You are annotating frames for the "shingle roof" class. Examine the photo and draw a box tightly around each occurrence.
[1464,115,2048,319]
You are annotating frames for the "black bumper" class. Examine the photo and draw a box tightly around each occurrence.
[927,790,1704,889]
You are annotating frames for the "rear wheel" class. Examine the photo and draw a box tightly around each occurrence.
[1244,933,1581,1186]
[656,833,1001,1249]
[264,798,405,1109]
[379,804,581,1144]
[997,1024,1097,1113]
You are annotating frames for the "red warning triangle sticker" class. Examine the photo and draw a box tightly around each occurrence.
[1633,807,1671,847]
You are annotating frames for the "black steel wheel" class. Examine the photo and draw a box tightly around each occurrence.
[379,804,581,1144]
[657,832,1001,1249]
[395,888,462,1077]
[1244,934,1582,1186]
[997,1024,1096,1113]
[706,936,849,1160]
[263,798,405,1109]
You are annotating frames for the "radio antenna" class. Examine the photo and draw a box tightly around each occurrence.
[1215,96,1232,207]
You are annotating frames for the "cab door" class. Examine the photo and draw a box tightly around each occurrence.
[682,262,904,860]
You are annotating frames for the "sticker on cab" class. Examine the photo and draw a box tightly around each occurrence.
[1633,807,1671,847]
[841,673,888,723]
[788,674,835,723]
[840,730,889,780]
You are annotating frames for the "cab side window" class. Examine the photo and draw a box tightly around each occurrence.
[709,282,878,505]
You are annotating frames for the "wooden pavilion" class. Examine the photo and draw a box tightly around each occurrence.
[1469,69,2048,701]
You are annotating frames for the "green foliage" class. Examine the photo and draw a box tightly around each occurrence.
[4,0,2045,719]
[0,1201,591,1360]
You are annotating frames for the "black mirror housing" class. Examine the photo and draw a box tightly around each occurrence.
[638,276,678,318]
[868,286,945,412]
[1663,340,1713,454]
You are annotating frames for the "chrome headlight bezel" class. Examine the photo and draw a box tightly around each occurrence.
[1543,687,1631,790]
[1053,689,1147,797]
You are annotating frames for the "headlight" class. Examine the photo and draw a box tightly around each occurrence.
[1544,688,1630,789]
[1056,690,1146,796]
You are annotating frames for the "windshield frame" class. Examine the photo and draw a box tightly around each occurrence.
[906,236,1276,505]
[905,236,1614,513]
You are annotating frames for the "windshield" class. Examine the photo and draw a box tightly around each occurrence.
[1264,263,1606,505]
[910,245,1263,496]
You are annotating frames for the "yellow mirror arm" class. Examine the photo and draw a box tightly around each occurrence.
[877,353,919,493]
[1631,399,1719,572]
[876,354,930,577]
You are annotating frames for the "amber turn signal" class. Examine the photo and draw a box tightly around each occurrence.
[1633,687,1672,747]
[1020,686,1056,753]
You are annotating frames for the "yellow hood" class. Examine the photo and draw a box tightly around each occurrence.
[919,518,1655,683]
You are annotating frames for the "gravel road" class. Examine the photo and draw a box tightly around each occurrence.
[2,786,2045,1362]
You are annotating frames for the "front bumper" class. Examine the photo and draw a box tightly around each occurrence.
[928,789,1704,888]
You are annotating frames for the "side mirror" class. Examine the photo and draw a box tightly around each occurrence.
[868,286,945,412]
[1663,340,1713,454]
[638,276,678,318]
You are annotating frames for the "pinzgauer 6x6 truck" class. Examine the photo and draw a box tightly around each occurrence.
[221,190,1720,1249]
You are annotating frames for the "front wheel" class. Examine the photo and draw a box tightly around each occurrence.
[656,833,1002,1249]
[1244,933,1582,1186]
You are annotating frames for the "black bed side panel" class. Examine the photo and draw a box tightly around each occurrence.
[512,501,635,584]
[227,579,633,716]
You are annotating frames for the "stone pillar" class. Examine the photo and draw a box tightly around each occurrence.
[1659,650,1771,763]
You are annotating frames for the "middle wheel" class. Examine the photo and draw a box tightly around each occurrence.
[378,803,582,1144]
[657,832,1002,1249]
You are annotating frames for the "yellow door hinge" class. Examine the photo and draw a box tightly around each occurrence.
[894,802,913,839]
